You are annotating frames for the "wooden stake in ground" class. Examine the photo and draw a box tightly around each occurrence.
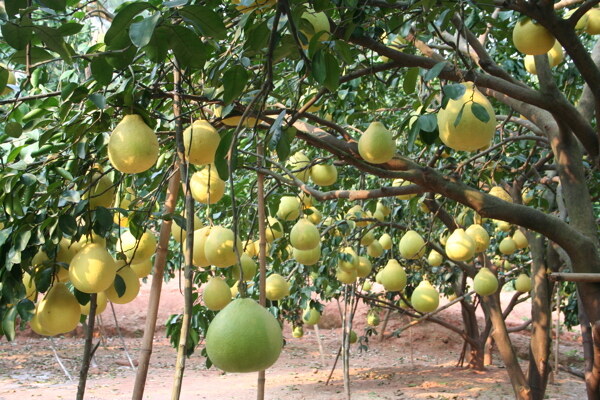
[131,167,180,400]
[256,143,268,400]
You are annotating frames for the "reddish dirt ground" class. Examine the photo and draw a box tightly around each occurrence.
[0,278,587,399]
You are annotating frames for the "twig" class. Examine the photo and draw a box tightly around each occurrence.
[325,346,342,385]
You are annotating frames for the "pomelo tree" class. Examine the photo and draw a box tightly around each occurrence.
[1,1,600,400]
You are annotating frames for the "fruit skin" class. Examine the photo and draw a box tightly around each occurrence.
[366,240,384,258]
[584,8,600,34]
[276,196,302,221]
[512,230,529,249]
[305,207,322,224]
[108,114,159,174]
[105,265,140,304]
[427,250,443,267]
[494,219,512,232]
[183,120,220,166]
[515,273,532,293]
[265,216,284,243]
[367,312,380,326]
[84,173,115,209]
[205,298,283,373]
[171,213,202,243]
[22,272,37,301]
[287,152,311,182]
[293,326,304,338]
[380,259,407,292]
[336,267,358,284]
[392,179,417,200]
[499,237,517,255]
[489,186,512,203]
[290,219,320,250]
[80,291,108,315]
[356,256,373,278]
[265,273,290,301]
[437,82,496,152]
[69,244,117,293]
[349,330,358,344]
[36,283,81,335]
[524,53,554,75]
[232,253,258,281]
[302,307,321,325]
[445,228,475,262]
[465,224,490,253]
[358,121,395,164]
[118,230,157,263]
[411,281,440,313]
[293,243,321,265]
[346,205,369,227]
[338,247,359,272]
[512,18,556,55]
[310,164,337,187]
[202,277,232,311]
[204,226,243,268]
[473,267,498,296]
[190,165,225,204]
[379,233,393,250]
[399,230,426,259]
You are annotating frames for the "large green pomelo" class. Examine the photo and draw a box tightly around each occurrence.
[205,298,283,373]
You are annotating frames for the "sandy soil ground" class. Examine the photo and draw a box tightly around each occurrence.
[0,278,586,400]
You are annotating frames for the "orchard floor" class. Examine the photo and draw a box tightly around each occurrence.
[0,278,587,400]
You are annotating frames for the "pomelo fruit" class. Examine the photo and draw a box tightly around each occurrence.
[338,247,358,272]
[445,228,475,261]
[310,164,337,186]
[499,237,517,255]
[276,196,301,221]
[379,233,393,250]
[336,267,358,284]
[69,244,117,293]
[171,213,202,243]
[36,283,81,335]
[358,121,395,164]
[293,243,321,265]
[366,240,384,258]
[356,256,372,278]
[183,119,220,166]
[512,230,529,249]
[105,264,140,304]
[465,224,490,253]
[305,207,322,224]
[80,292,108,315]
[302,307,321,325]
[190,164,225,204]
[203,277,232,311]
[204,226,243,268]
[287,152,310,182]
[22,272,37,301]
[473,267,498,296]
[380,259,407,292]
[232,253,257,281]
[130,258,152,278]
[427,249,443,267]
[411,280,439,313]
[186,226,212,268]
[512,17,555,55]
[265,273,290,301]
[108,114,159,174]
[399,230,426,259]
[293,326,304,338]
[360,230,375,246]
[84,172,115,209]
[118,230,157,263]
[265,216,284,242]
[515,273,532,293]
[392,179,417,200]
[489,186,512,202]
[290,219,320,250]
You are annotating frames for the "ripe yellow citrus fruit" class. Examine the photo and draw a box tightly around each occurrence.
[465,224,490,253]
[366,240,384,258]
[204,226,243,268]
[290,218,320,250]
[22,272,37,301]
[499,237,517,255]
[293,243,321,265]
[287,152,311,182]
[69,244,117,293]
[489,186,512,202]
[512,229,529,249]
[84,172,115,209]
[265,273,290,301]
[515,273,532,293]
[232,253,257,281]
[265,216,284,243]
[512,18,555,55]
[473,267,498,296]
[293,326,304,338]
[105,264,140,304]
[80,292,108,315]
[411,280,440,313]
[445,228,475,261]
[310,164,337,186]
[338,247,358,272]
[186,226,212,268]
[427,249,443,267]
[356,256,372,278]
[584,9,600,34]
[302,307,321,325]
[108,114,159,174]
[276,196,301,221]
[171,213,202,243]
[380,259,407,292]
[202,277,232,311]
[336,267,358,284]
[36,283,81,335]
[118,230,157,263]
[205,298,283,373]
[399,230,426,259]
[379,233,393,250]
[358,121,395,164]
[190,164,225,204]
[305,207,322,224]
[183,119,220,166]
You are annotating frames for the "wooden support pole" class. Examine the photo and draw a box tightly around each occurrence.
[549,273,600,283]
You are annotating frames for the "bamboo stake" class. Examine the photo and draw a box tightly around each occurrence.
[131,167,180,400]
[326,346,342,385]
[342,285,351,400]
[49,338,73,381]
[549,273,600,283]
[314,324,326,367]
[378,308,392,342]
[554,284,561,381]
[109,301,135,369]
[256,143,268,400]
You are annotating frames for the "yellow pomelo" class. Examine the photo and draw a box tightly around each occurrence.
[310,164,337,186]
[108,114,159,174]
[512,18,555,55]
[32,249,49,267]
[356,256,372,278]
[22,272,37,301]
[376,202,391,216]
[118,230,157,263]
[232,254,257,281]
[524,54,553,75]
[473,267,498,296]
[290,218,320,250]
[465,224,490,253]
[69,244,117,293]
[293,326,304,338]
[301,9,330,43]
[437,82,496,152]
[203,277,232,311]
[585,8,600,34]
[265,273,290,301]
[244,240,257,257]
[37,283,81,335]
[411,281,439,313]
[183,119,220,166]
[80,291,108,315]
[358,121,395,164]
[338,247,358,272]
[499,237,517,255]
[375,269,384,284]
[380,259,407,292]
[299,192,316,208]
[360,230,375,246]
[548,41,564,66]
[171,213,202,243]
[205,298,283,372]
[439,230,449,246]
[105,265,140,304]
[489,186,512,202]
[379,233,393,250]
[1,67,16,96]
[427,249,443,267]
[392,179,417,200]
[515,273,532,293]
[293,243,321,265]
[306,207,322,224]
[190,164,225,204]
[399,230,426,259]
[220,114,260,127]
[204,226,243,268]
[57,237,82,265]
[336,267,358,284]
[367,312,380,326]
[84,173,115,209]
[372,209,385,222]
[287,152,311,182]
[186,226,211,268]
[367,240,384,258]
[113,196,132,227]
[30,312,53,336]
[276,196,301,221]
[494,219,512,232]
[512,230,529,249]
[445,228,475,261]
[265,216,284,242]
[346,204,368,227]
[302,307,321,325]
[362,280,372,291]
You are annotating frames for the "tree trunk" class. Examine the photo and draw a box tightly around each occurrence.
[578,294,600,399]
[527,234,552,400]
[76,294,97,400]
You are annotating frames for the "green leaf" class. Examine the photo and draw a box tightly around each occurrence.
[114,274,126,297]
[417,114,437,133]
[179,5,227,40]
[58,214,77,236]
[0,67,7,93]
[129,13,161,48]
[403,67,419,94]
[1,22,32,50]
[105,2,152,46]
[442,83,466,100]
[10,47,54,65]
[90,57,113,85]
[167,25,209,69]
[453,103,466,127]
[94,206,113,235]
[311,49,326,84]
[58,22,83,36]
[5,0,27,17]
[407,120,420,152]
[2,307,18,341]
[143,25,170,63]
[36,0,66,11]
[324,52,340,92]
[471,102,491,123]
[74,289,91,306]
[222,65,249,105]
[423,61,447,82]
[17,299,35,321]
[32,25,73,64]
[20,173,37,186]
[214,130,233,181]
[88,93,106,109]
